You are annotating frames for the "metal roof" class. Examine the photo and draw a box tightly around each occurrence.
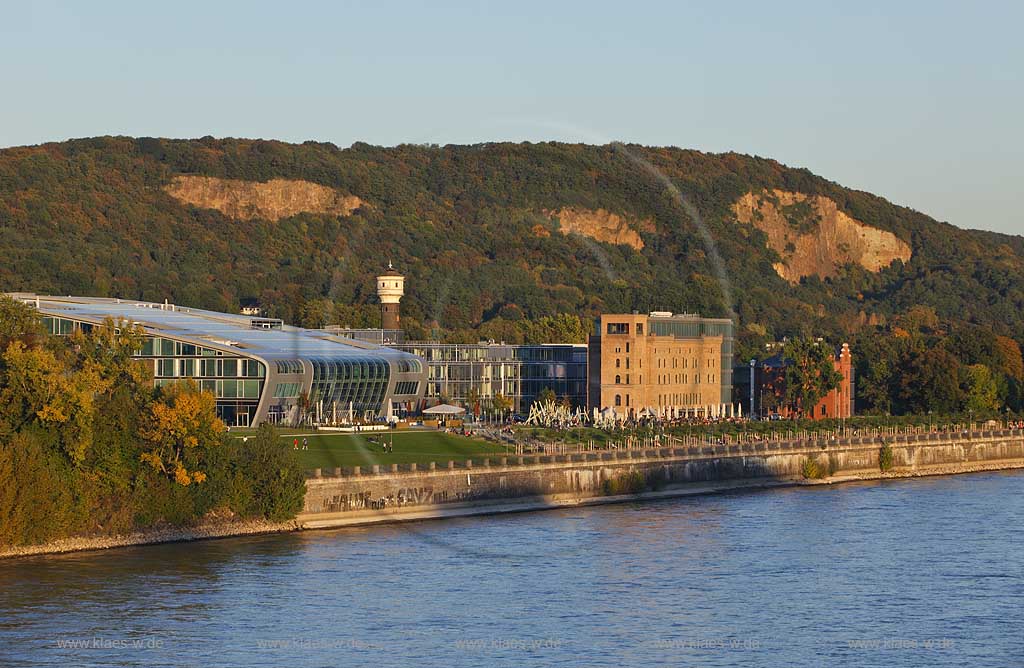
[13,294,418,363]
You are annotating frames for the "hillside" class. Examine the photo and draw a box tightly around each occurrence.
[2,136,1023,413]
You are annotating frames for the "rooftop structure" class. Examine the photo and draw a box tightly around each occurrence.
[11,294,426,427]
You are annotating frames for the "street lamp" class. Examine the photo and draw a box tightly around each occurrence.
[749,359,756,420]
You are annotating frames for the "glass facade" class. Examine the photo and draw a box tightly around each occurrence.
[25,296,427,428]
[391,343,588,414]
[308,357,390,413]
[42,316,267,426]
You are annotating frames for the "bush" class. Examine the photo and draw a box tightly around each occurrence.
[601,470,647,495]
[0,431,78,545]
[879,441,894,472]
[221,424,306,521]
[801,457,823,479]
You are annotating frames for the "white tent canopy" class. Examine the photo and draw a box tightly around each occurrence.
[422,403,467,415]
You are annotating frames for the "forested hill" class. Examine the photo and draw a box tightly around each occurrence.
[2,137,1023,413]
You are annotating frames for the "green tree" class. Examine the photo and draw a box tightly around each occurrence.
[220,424,306,521]
[0,294,44,346]
[536,387,557,405]
[962,364,1000,414]
[781,338,843,418]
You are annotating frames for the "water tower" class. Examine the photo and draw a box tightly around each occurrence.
[377,262,404,330]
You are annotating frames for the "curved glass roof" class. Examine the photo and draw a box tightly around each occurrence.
[15,295,419,364]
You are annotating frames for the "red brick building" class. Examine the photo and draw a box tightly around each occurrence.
[737,343,853,420]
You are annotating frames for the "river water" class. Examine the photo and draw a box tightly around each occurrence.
[2,471,1022,667]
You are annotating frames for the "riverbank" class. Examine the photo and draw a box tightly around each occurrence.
[4,429,1022,560]
[0,517,300,560]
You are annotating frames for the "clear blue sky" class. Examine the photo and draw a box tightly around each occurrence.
[2,1,1021,235]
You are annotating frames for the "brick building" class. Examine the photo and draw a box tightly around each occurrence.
[587,312,737,419]
[734,342,853,420]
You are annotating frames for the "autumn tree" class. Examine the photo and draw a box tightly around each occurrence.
[139,381,225,486]
[491,392,513,416]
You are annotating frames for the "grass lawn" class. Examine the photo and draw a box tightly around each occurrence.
[253,429,512,470]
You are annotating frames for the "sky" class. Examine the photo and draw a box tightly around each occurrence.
[1,1,1021,236]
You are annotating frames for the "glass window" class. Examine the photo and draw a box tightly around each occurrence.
[222,359,238,378]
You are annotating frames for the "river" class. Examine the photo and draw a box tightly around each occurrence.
[2,470,1022,667]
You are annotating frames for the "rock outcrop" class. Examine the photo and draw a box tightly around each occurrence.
[732,190,912,283]
[546,207,651,250]
[164,175,364,221]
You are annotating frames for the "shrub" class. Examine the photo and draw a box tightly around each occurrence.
[879,441,894,472]
[601,470,647,496]
[801,457,822,479]
[220,424,306,521]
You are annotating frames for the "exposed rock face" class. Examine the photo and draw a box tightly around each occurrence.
[732,190,912,283]
[547,207,651,250]
[164,175,364,221]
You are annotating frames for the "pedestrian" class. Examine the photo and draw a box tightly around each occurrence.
[293,438,298,450]
[302,437,308,450]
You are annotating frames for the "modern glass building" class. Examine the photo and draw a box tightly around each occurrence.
[389,342,588,415]
[14,295,426,427]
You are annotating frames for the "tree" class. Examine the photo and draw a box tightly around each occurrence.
[139,381,225,485]
[962,364,1000,414]
[781,338,843,418]
[896,347,964,415]
[465,386,481,417]
[0,294,44,346]
[0,339,110,464]
[491,392,513,417]
[221,424,306,521]
[536,387,556,405]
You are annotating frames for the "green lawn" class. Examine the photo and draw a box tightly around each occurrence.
[252,430,512,470]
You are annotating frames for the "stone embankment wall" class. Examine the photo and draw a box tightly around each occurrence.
[300,430,1024,528]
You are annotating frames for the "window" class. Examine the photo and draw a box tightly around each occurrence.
[394,381,420,395]
[615,359,620,368]
[625,342,630,353]
[179,359,196,377]
[625,395,630,406]
[637,324,643,335]
[607,323,629,335]
[625,358,630,369]
[625,375,630,384]
[615,375,621,384]
[274,382,301,399]
[275,360,303,374]
[614,395,621,406]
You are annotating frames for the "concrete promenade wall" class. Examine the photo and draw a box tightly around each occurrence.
[299,429,1024,528]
